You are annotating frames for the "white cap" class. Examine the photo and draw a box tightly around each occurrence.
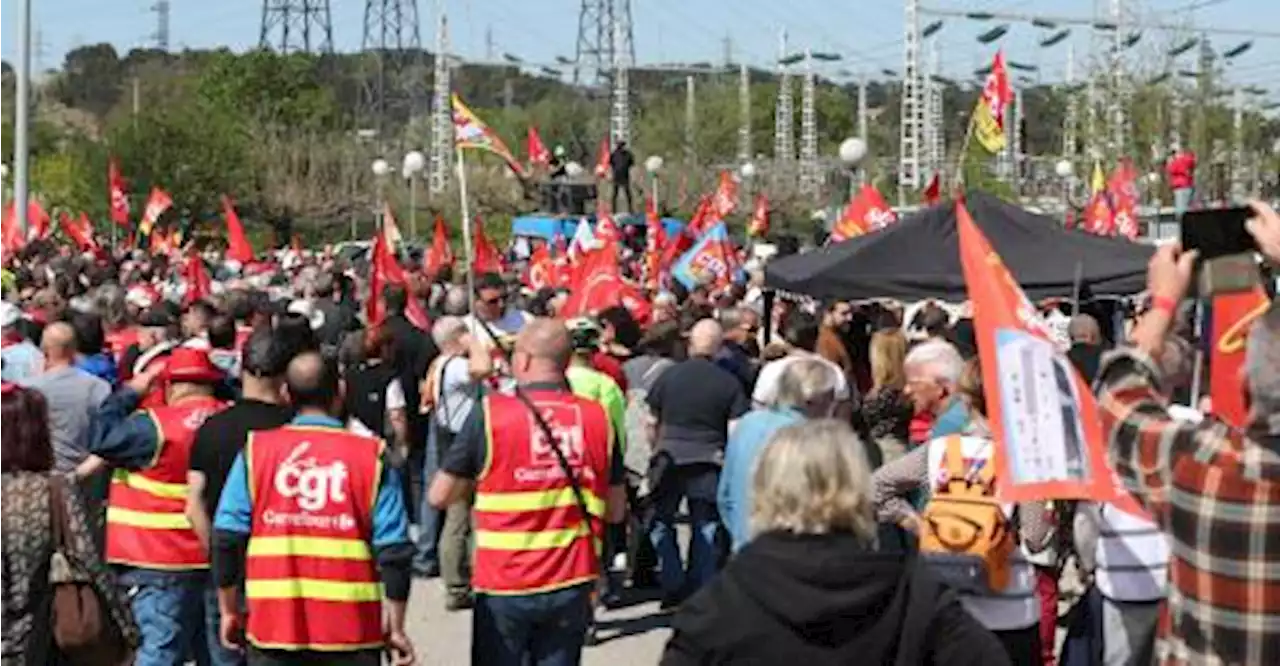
[286,299,326,331]
[0,301,20,328]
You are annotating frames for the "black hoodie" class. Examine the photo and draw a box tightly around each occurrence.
[660,531,1010,666]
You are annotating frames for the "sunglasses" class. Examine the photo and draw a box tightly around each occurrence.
[479,295,504,306]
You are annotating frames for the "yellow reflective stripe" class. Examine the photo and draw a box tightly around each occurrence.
[474,527,589,551]
[474,487,605,516]
[111,470,187,499]
[247,536,372,560]
[245,579,382,602]
[106,506,192,529]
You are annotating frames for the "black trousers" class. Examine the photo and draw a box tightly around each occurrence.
[611,180,634,214]
[248,647,381,665]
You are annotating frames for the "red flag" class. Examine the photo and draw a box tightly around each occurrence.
[526,126,551,168]
[108,158,131,228]
[1209,288,1272,428]
[561,243,652,325]
[921,172,942,205]
[57,212,99,255]
[594,202,623,244]
[471,216,504,276]
[1107,159,1140,240]
[424,214,455,279]
[182,249,212,307]
[974,50,1014,153]
[222,196,255,263]
[644,195,667,290]
[747,193,770,238]
[956,201,1118,504]
[2,204,25,255]
[522,244,555,290]
[685,194,716,238]
[368,227,430,329]
[139,187,173,239]
[1083,191,1115,236]
[552,235,573,288]
[593,137,611,178]
[27,200,51,241]
[709,171,739,219]
[831,184,896,242]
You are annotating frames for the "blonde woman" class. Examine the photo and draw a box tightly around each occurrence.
[858,329,914,464]
[662,420,1008,666]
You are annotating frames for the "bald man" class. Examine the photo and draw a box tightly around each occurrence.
[429,318,626,663]
[645,317,748,607]
[22,320,111,472]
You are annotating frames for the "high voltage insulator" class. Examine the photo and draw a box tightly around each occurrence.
[923,21,944,38]
[1223,41,1253,58]
[1032,18,1057,29]
[977,25,1010,43]
[1168,39,1198,56]
[1040,29,1070,47]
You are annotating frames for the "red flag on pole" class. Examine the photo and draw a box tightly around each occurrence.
[472,215,504,276]
[594,201,622,244]
[644,194,666,290]
[526,126,551,168]
[138,187,173,240]
[222,196,256,263]
[1209,288,1272,428]
[424,214,455,279]
[368,226,431,329]
[710,171,739,219]
[522,244,555,290]
[27,200,51,241]
[57,212,101,256]
[108,158,131,228]
[921,172,942,205]
[1,204,23,255]
[747,193,770,238]
[831,184,896,242]
[1082,191,1115,236]
[1107,159,1140,240]
[593,137,611,179]
[561,242,652,325]
[182,249,213,307]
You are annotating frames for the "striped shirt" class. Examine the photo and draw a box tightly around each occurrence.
[1097,346,1280,666]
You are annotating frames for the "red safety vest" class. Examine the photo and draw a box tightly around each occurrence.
[105,395,225,570]
[244,423,384,652]
[472,389,613,595]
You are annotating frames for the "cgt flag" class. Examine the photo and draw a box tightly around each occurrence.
[1107,159,1140,240]
[1209,287,1272,428]
[831,184,896,242]
[956,201,1118,504]
[671,222,743,290]
[747,193,770,238]
[423,214,455,279]
[108,158,131,228]
[452,93,525,177]
[138,187,173,240]
[526,126,551,168]
[972,50,1013,154]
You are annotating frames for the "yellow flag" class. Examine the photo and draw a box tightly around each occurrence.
[973,101,1007,153]
[1090,161,1106,194]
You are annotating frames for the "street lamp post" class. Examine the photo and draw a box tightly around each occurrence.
[838,137,867,201]
[13,0,33,238]
[644,155,664,211]
[739,161,757,207]
[371,158,391,235]
[1055,159,1075,227]
[402,151,426,239]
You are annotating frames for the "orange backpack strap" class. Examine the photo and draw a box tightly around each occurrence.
[943,436,968,494]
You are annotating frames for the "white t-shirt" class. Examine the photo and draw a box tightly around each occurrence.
[751,351,851,408]
[463,310,530,349]
[347,378,406,438]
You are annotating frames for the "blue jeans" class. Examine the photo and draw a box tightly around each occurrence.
[1174,187,1194,218]
[472,584,592,666]
[648,463,721,597]
[119,568,210,666]
[204,585,246,666]
[412,421,443,573]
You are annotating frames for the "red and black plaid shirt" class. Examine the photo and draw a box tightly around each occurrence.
[1098,347,1280,666]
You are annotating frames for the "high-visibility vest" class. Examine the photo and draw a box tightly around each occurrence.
[244,424,384,651]
[105,395,225,570]
[472,389,613,595]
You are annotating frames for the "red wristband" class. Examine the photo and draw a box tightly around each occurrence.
[1150,295,1178,316]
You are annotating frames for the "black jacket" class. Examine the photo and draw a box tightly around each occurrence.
[661,531,1010,666]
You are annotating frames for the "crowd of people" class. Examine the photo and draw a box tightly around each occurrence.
[1,200,1279,666]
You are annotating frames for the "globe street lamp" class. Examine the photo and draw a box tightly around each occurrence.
[371,158,391,235]
[1055,159,1075,227]
[402,151,426,239]
[739,161,757,207]
[838,137,867,200]
[645,155,664,210]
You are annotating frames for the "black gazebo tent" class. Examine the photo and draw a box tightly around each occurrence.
[764,191,1154,302]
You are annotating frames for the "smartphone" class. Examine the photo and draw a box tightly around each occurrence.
[1180,206,1259,261]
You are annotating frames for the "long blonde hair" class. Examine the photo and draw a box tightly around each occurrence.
[869,329,908,391]
[750,420,877,544]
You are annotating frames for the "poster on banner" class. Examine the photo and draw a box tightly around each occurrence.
[957,202,1117,503]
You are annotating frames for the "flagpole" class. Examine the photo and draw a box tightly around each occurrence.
[456,145,475,312]
[952,114,977,194]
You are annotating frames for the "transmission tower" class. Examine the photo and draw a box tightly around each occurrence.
[358,0,426,145]
[428,13,452,196]
[924,38,944,178]
[1012,87,1024,192]
[737,63,752,165]
[576,0,634,89]
[684,76,697,164]
[1107,0,1130,159]
[152,0,170,51]
[610,1,633,146]
[773,29,794,163]
[799,50,820,198]
[1231,85,1245,199]
[898,0,924,204]
[1063,45,1078,159]
[259,0,334,53]
[856,76,868,187]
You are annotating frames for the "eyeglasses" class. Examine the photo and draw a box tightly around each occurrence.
[479,295,504,306]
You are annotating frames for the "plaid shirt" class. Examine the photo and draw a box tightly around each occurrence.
[1097,347,1280,666]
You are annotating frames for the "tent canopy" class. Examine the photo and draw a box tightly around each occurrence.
[764,191,1154,302]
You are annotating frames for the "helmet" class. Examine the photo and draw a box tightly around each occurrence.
[566,317,601,352]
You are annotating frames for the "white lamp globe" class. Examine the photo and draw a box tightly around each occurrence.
[740,162,757,179]
[371,159,391,177]
[644,155,664,174]
[402,151,426,175]
[565,161,584,177]
[838,137,868,166]
[1054,159,1074,179]
[1145,172,1161,185]
[0,164,8,181]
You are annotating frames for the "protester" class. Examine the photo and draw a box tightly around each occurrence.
[212,351,415,665]
[1066,313,1106,385]
[816,300,854,382]
[1,301,43,383]
[1095,200,1280,665]
[664,420,1010,666]
[858,328,913,464]
[344,325,410,452]
[899,339,969,445]
[713,306,759,393]
[465,272,530,345]
[181,300,217,348]
[1165,143,1197,217]
[647,318,748,607]
[71,311,118,385]
[752,310,852,411]
[567,318,628,450]
[429,319,627,665]
[718,358,839,551]
[609,140,636,213]
[21,321,112,473]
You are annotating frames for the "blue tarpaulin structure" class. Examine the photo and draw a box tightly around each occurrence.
[510,213,684,240]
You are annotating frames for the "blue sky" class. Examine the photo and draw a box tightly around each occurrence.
[3,0,1277,97]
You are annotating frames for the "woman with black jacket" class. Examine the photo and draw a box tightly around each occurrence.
[660,420,1009,666]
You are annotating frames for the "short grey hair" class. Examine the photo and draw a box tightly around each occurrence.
[775,358,838,411]
[443,286,469,317]
[1068,314,1101,343]
[718,307,746,331]
[432,316,468,348]
[1246,302,1280,435]
[904,339,964,386]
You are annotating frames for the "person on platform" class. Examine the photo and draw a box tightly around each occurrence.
[212,351,416,666]
[609,140,636,214]
[1165,143,1197,218]
[429,319,627,666]
[77,348,230,666]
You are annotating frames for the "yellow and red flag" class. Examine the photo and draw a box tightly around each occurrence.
[138,187,172,239]
[451,93,525,177]
[972,50,1013,153]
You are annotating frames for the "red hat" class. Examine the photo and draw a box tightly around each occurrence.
[161,347,225,384]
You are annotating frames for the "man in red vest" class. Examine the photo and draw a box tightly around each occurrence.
[1165,143,1197,217]
[79,347,229,666]
[212,351,416,666]
[430,318,627,665]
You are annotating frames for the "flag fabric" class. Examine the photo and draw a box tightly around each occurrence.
[423,214,454,279]
[831,185,896,242]
[138,187,173,239]
[671,222,743,290]
[747,193,770,238]
[1082,191,1115,236]
[921,172,942,205]
[1209,288,1272,428]
[593,137,611,179]
[1,204,23,255]
[526,126,551,168]
[522,244,555,291]
[451,93,525,177]
[972,50,1013,153]
[956,201,1117,504]
[381,203,404,248]
[644,194,667,289]
[1090,160,1107,194]
[560,242,652,325]
[222,196,255,264]
[594,203,622,244]
[709,171,739,219]
[57,212,101,256]
[28,200,51,241]
[568,218,598,261]
[551,235,574,288]
[109,158,131,228]
[1107,159,1140,240]
[367,227,430,329]
[471,216,504,276]
[182,249,212,307]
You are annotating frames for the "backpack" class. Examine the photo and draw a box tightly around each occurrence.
[918,435,1015,595]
